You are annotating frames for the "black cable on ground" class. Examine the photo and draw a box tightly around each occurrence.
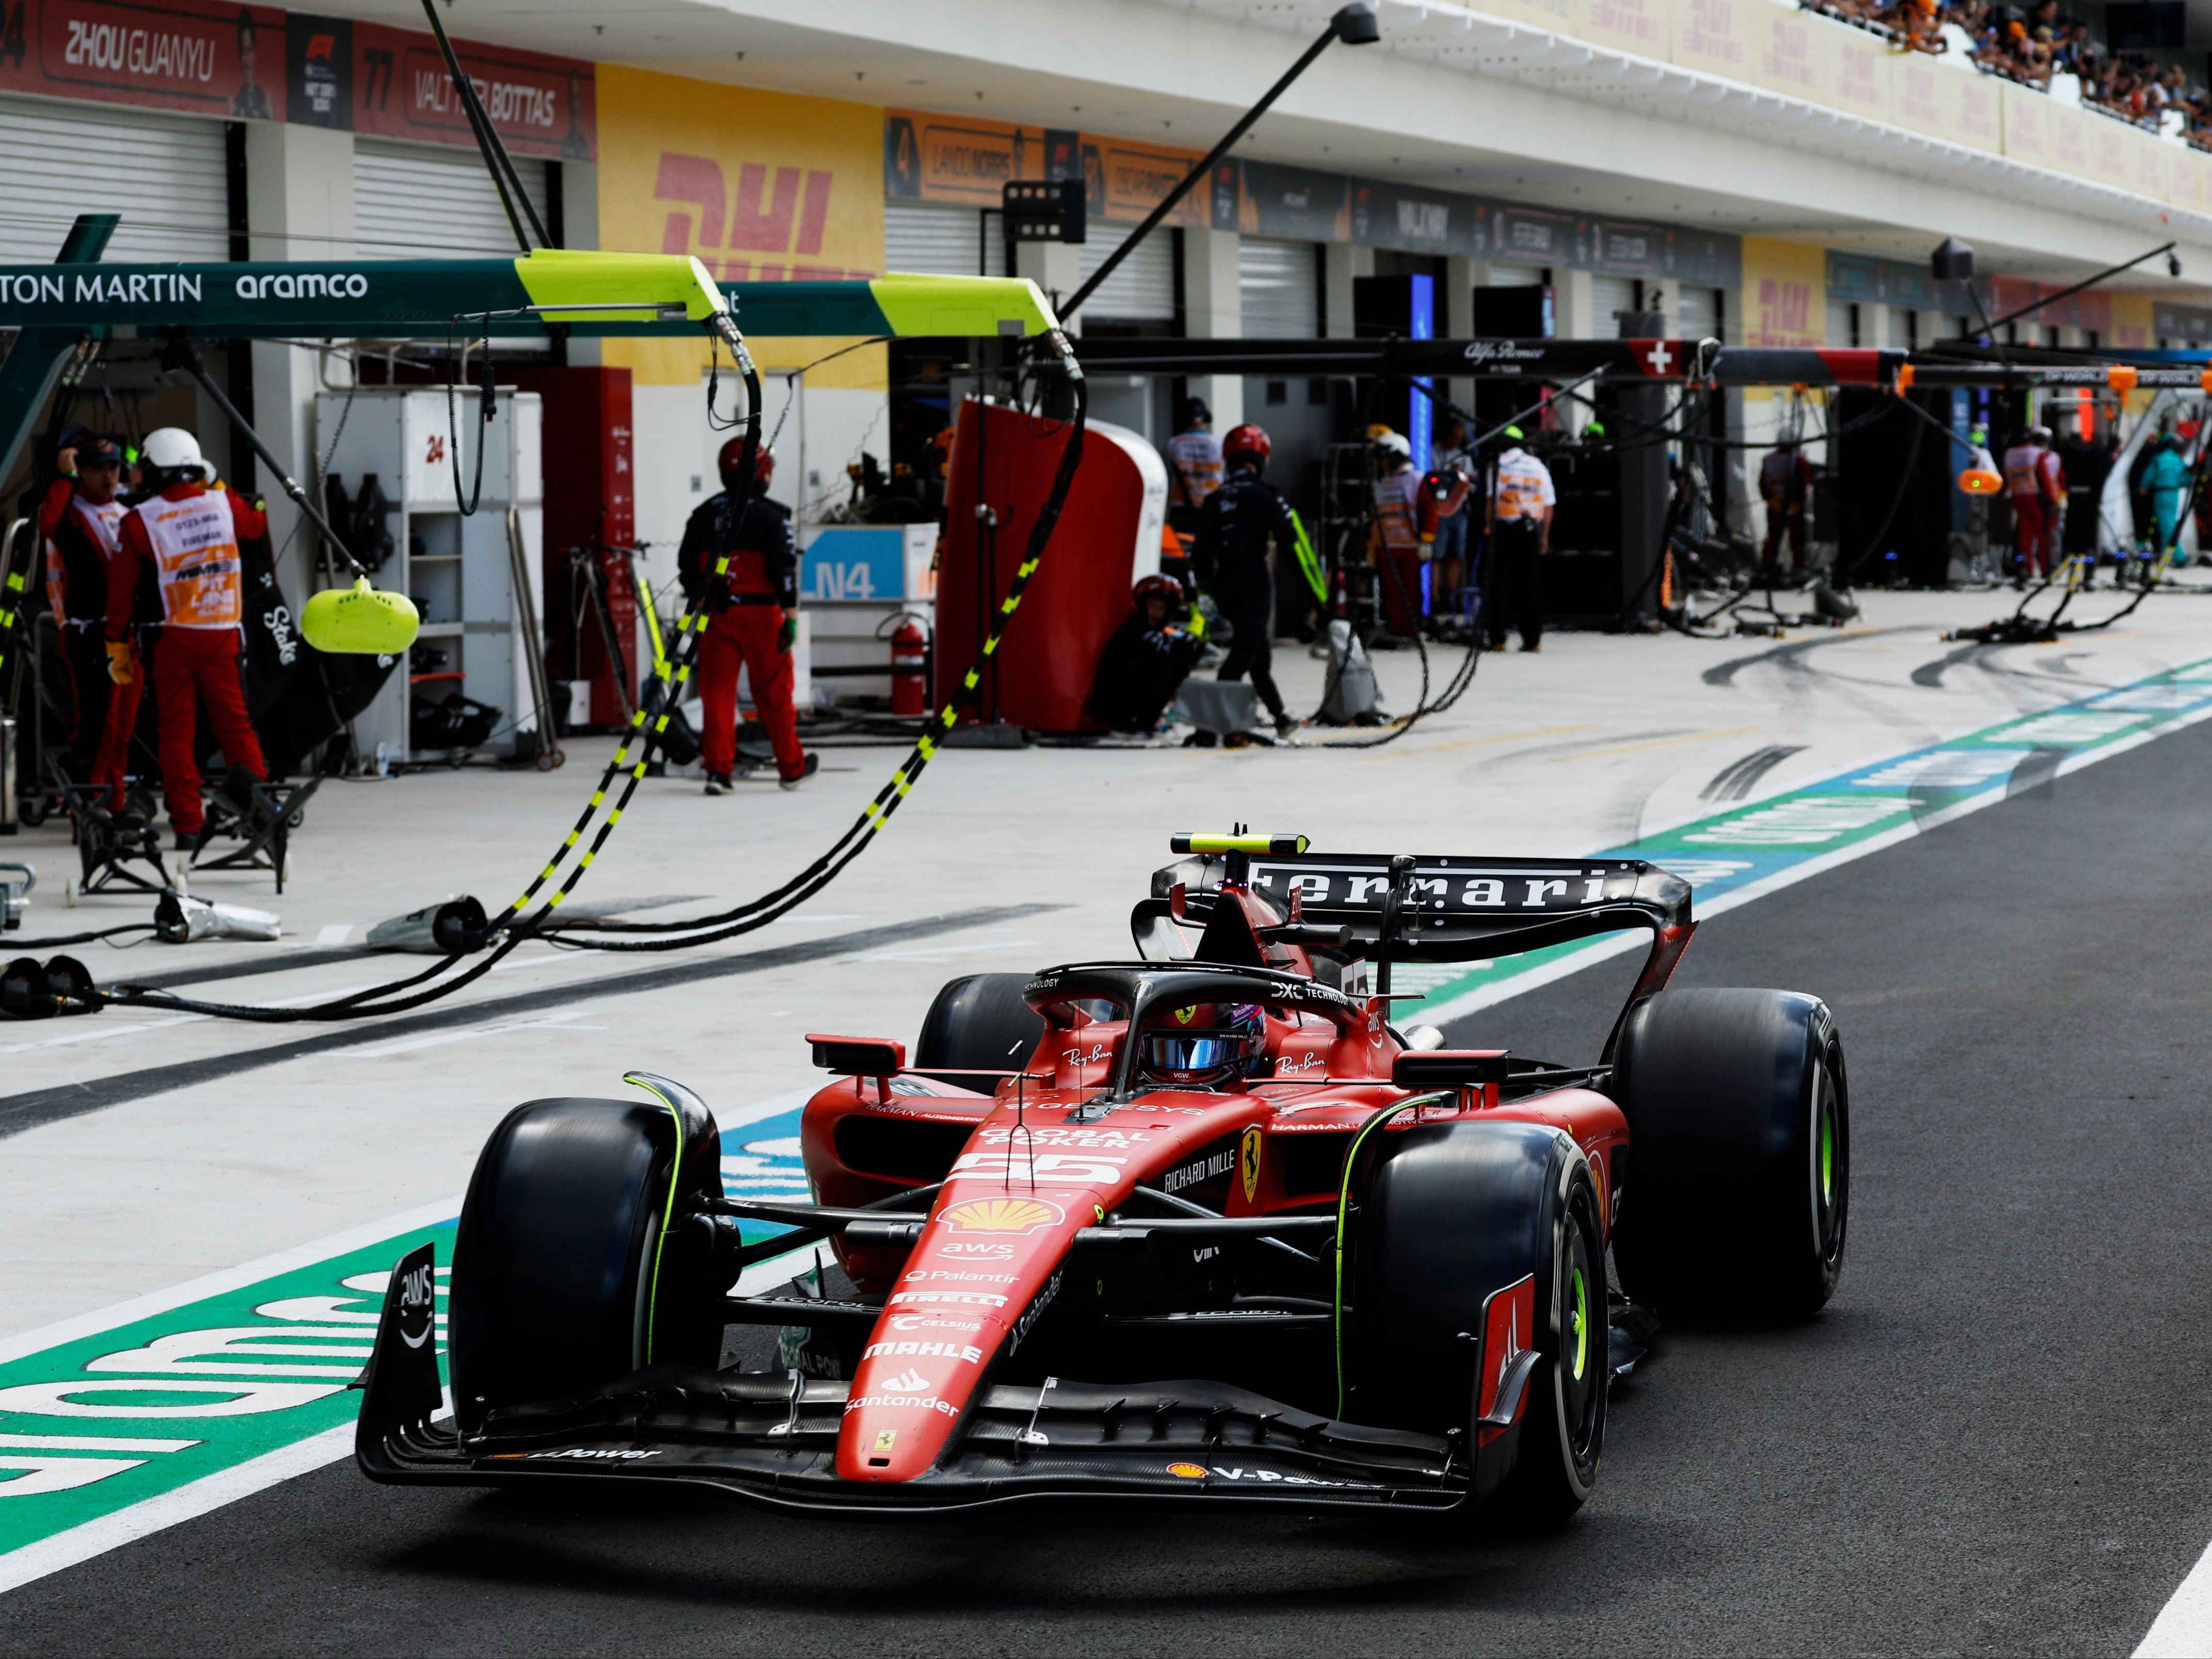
[536,355,1088,950]
[103,335,1091,997]
[3,923,155,949]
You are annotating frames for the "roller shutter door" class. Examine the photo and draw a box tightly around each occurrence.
[355,138,549,260]
[1591,274,1638,333]
[1075,219,1175,322]
[1677,283,1721,343]
[884,202,1002,277]
[1239,236,1318,337]
[0,95,228,264]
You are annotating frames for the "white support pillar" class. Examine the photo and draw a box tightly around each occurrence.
[1181,226,1241,430]
[245,121,355,603]
[561,161,601,366]
[1323,241,1373,339]
[1552,268,1598,428]
[1014,240,1082,333]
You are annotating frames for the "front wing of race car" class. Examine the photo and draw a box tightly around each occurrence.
[355,1243,1468,1517]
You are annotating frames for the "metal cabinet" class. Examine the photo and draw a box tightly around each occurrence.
[313,387,543,766]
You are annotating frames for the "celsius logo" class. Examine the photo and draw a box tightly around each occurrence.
[879,1368,933,1393]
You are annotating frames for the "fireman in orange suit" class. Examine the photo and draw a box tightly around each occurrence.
[680,437,815,794]
[37,432,131,796]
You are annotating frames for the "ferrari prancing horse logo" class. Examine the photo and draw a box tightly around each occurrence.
[1239,1126,1262,1203]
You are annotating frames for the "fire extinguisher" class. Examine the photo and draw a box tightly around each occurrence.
[887,613,928,716]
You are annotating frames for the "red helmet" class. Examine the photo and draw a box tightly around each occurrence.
[717,437,773,488]
[1222,423,1271,469]
[1133,573,1181,607]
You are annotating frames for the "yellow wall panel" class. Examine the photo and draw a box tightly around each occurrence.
[595,65,886,388]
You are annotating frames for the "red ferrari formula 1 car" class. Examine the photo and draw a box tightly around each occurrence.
[357,832,1848,1522]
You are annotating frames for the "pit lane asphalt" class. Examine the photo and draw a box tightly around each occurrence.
[7,716,2212,1656]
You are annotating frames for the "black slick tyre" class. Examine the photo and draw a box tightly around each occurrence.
[911,972,1045,1086]
[448,1082,722,1433]
[1346,1118,1606,1522]
[1610,987,1848,1320]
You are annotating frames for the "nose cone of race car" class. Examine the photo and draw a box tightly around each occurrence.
[836,1191,1085,1482]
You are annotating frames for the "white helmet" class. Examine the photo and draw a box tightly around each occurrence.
[140,427,210,483]
[1373,430,1412,460]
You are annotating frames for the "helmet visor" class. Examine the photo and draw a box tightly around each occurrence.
[1142,1032,1255,1080]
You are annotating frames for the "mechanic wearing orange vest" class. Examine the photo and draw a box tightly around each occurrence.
[680,437,816,794]
[2002,423,2064,582]
[1485,425,1556,654]
[102,426,270,847]
[37,432,132,795]
[1370,429,1425,637]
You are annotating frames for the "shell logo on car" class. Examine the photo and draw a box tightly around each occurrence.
[939,1197,1063,1234]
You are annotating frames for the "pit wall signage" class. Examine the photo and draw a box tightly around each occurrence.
[0,0,593,161]
[881,107,1742,289]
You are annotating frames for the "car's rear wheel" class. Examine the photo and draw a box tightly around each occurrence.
[1345,1118,1606,1522]
[448,1078,723,1433]
[1610,987,1848,1319]
[911,972,1045,1086]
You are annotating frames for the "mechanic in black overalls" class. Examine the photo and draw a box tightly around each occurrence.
[1193,422,1297,738]
[1087,573,1205,733]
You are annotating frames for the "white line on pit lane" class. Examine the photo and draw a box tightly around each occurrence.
[2137,1543,2212,1656]
[347,1015,607,1060]
[0,981,396,1054]
[0,1155,821,1597]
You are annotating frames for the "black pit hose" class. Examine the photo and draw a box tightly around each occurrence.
[103,331,1088,1004]
[535,345,1089,950]
[3,923,155,948]
[102,330,768,1020]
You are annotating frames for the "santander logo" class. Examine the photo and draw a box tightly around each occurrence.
[879,1368,933,1394]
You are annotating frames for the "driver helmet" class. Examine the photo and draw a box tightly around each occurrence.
[1137,1001,1265,1088]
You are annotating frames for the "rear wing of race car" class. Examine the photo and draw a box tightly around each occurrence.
[1139,847,1696,1035]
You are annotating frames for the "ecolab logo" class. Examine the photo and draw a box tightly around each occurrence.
[234,273,371,301]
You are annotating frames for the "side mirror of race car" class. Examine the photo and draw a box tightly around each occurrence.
[809,1034,907,1076]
